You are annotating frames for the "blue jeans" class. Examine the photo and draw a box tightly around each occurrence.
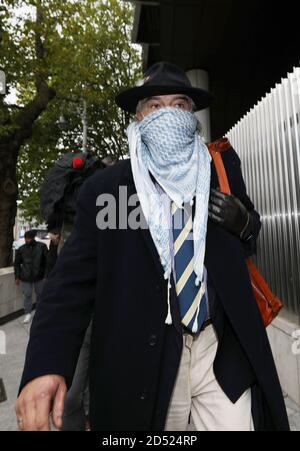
[21,280,44,314]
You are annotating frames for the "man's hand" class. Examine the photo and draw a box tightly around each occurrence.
[15,279,20,286]
[208,188,250,239]
[15,375,67,431]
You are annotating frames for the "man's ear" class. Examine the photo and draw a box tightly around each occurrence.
[136,111,143,122]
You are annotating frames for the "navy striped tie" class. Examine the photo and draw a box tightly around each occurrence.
[172,201,207,334]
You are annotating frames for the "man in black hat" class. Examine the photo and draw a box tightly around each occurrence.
[16,62,289,431]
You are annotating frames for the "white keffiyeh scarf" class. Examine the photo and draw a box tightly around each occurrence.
[126,107,211,290]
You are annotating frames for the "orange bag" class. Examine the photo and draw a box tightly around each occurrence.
[208,138,283,327]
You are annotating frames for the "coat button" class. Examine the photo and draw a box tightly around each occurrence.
[140,392,147,401]
[149,334,157,346]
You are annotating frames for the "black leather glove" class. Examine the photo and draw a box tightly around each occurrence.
[208,188,251,239]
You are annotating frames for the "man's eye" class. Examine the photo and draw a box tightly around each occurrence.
[175,103,185,108]
[150,103,160,109]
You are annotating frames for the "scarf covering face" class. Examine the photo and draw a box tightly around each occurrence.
[127,107,211,287]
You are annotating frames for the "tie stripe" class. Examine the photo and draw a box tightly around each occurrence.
[174,215,193,255]
[176,258,194,296]
[172,202,179,216]
[182,283,205,326]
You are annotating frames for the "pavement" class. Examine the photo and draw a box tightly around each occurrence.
[1,315,300,431]
[0,315,31,431]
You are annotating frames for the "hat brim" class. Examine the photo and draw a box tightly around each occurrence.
[115,85,215,113]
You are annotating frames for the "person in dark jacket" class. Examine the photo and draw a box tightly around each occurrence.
[45,229,61,277]
[14,230,48,324]
[16,62,289,431]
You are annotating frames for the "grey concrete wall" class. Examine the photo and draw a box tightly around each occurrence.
[0,267,23,319]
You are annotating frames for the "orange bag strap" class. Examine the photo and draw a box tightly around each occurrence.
[246,259,277,304]
[207,138,232,195]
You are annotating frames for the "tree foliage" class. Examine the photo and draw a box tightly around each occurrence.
[1,0,141,222]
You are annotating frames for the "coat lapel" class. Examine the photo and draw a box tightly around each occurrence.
[124,164,165,282]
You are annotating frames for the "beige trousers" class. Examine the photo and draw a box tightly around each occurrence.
[164,324,254,431]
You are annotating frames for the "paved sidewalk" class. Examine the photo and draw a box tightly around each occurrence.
[0,315,31,431]
[1,316,300,431]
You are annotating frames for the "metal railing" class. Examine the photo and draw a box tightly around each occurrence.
[226,66,300,321]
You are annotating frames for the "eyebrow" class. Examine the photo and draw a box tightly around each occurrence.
[146,95,189,102]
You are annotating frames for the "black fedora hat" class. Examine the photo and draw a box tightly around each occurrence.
[115,61,215,113]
